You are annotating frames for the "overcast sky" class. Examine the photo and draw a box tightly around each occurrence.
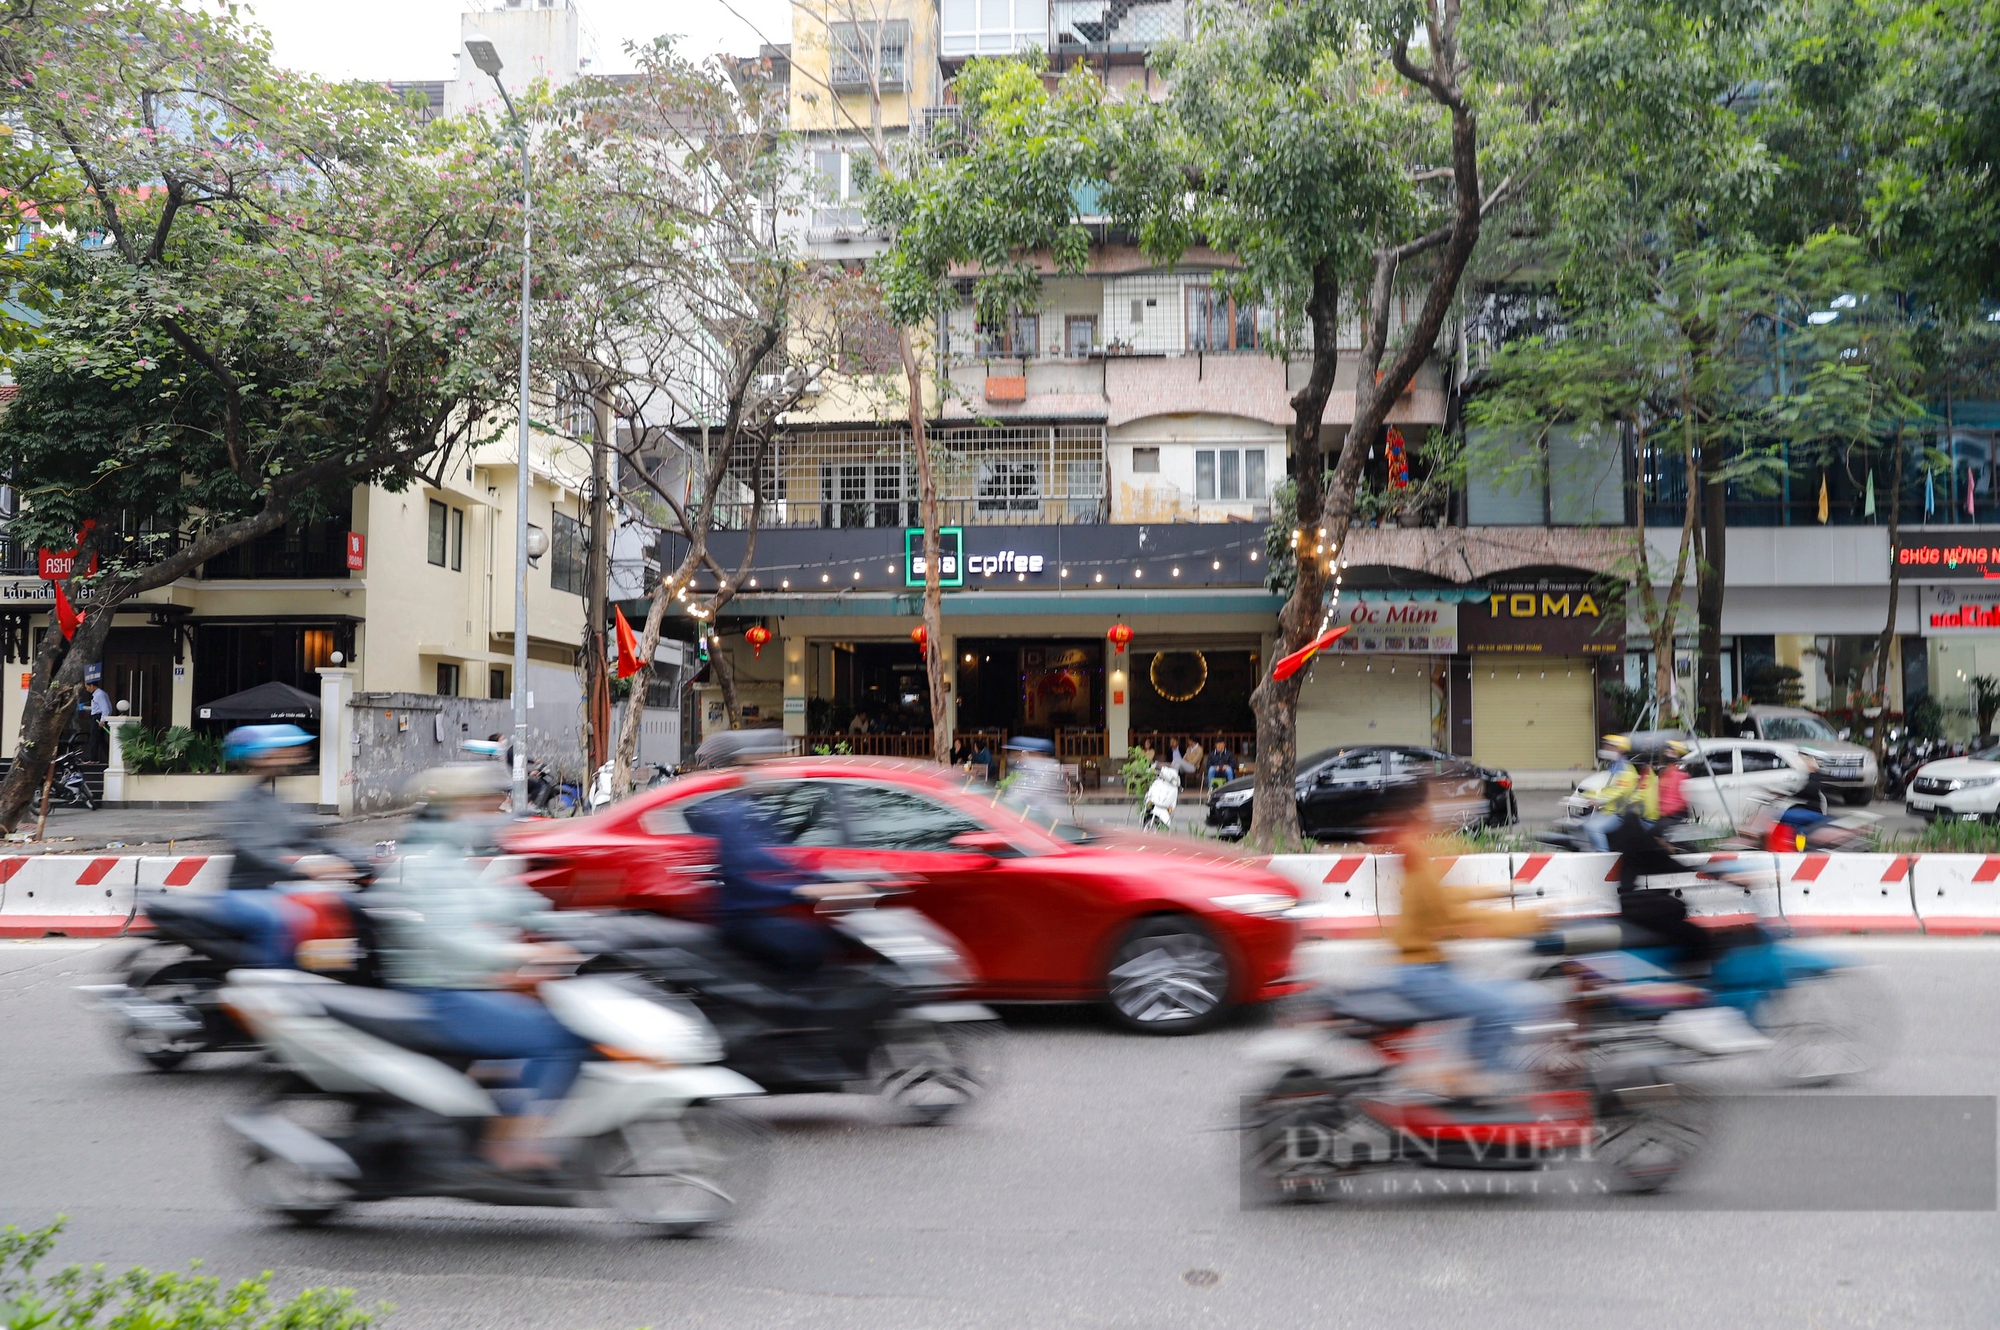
[242,0,795,83]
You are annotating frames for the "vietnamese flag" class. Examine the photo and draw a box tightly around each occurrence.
[1271,625,1351,682]
[53,581,84,640]
[614,606,641,679]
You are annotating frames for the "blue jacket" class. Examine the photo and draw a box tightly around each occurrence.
[683,791,810,921]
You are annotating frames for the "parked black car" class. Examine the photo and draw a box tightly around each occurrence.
[1204,744,1516,842]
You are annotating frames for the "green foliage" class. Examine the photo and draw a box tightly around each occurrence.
[811,741,853,757]
[1889,818,2000,854]
[1905,695,1944,742]
[1747,663,1806,708]
[119,726,224,775]
[0,1218,383,1328]
[1970,676,2000,737]
[1262,479,1298,597]
[1600,681,1650,732]
[1120,747,1159,808]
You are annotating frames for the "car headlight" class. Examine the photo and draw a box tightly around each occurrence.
[1214,789,1253,808]
[1950,777,1997,791]
[1212,892,1295,917]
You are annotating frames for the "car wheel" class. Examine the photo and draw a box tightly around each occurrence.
[1841,789,1872,807]
[1104,915,1232,1034]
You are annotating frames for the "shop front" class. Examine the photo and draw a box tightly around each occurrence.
[1460,575,1622,773]
[1293,595,1458,752]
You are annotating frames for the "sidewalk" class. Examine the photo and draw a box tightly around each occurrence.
[2,804,410,855]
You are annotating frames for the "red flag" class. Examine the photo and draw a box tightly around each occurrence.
[53,580,84,640]
[1270,625,1351,682]
[614,606,641,679]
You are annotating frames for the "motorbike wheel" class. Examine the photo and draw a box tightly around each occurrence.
[870,1016,1003,1125]
[588,1105,771,1238]
[1104,915,1231,1034]
[1760,967,1896,1087]
[1593,1087,1713,1194]
[233,1081,358,1227]
[1239,1071,1376,1206]
[122,963,215,1071]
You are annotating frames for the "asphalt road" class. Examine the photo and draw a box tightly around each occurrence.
[3,936,1997,1329]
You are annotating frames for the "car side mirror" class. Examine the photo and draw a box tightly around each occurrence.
[1314,768,1339,784]
[1838,728,1851,741]
[948,830,1013,860]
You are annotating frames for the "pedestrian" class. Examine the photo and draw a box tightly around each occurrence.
[86,680,113,762]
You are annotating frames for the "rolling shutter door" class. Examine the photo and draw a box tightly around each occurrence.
[1296,657,1432,751]
[1470,657,1596,772]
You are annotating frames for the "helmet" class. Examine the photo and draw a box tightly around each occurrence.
[222,724,315,763]
[1665,740,1690,758]
[1602,734,1632,753]
[1005,736,1055,755]
[405,762,511,804]
[694,727,794,769]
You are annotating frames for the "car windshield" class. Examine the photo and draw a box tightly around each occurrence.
[1762,715,1838,741]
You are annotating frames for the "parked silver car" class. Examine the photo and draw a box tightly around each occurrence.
[1722,705,1877,804]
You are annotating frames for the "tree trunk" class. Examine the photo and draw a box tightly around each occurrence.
[1696,428,1727,733]
[1245,267,1337,850]
[0,585,116,830]
[1871,426,1906,773]
[611,558,683,789]
[902,327,948,764]
[710,635,742,731]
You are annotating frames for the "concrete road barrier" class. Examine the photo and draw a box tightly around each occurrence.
[1775,853,1921,932]
[1910,855,2000,934]
[1268,853,1378,937]
[0,855,139,937]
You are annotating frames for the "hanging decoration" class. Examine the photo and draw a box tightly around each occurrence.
[1106,622,1134,654]
[614,607,642,678]
[1384,427,1410,490]
[1148,650,1209,703]
[910,624,929,652]
[1271,625,1352,682]
[743,623,771,661]
[1817,474,1830,524]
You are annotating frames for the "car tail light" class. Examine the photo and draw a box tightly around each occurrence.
[1495,776,1512,789]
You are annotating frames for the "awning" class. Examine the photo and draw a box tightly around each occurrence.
[195,680,321,722]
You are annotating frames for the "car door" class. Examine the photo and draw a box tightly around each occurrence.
[1677,749,1734,823]
[1300,749,1386,839]
[1734,746,1800,818]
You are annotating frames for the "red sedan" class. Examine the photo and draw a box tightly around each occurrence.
[503,756,1305,1032]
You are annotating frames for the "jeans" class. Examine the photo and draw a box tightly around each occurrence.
[411,988,588,1111]
[1390,962,1554,1071]
[723,914,828,979]
[1582,811,1622,853]
[212,889,293,968]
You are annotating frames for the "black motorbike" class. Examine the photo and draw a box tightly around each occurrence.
[82,873,377,1071]
[49,740,97,811]
[562,887,1001,1124]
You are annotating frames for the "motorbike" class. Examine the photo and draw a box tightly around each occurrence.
[525,759,584,816]
[81,869,376,1070]
[1239,972,1718,1204]
[1143,764,1178,832]
[644,762,678,789]
[218,967,767,1236]
[49,740,97,811]
[561,884,1000,1125]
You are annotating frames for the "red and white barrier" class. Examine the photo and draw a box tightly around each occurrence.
[1508,852,1619,916]
[1268,853,1378,937]
[1774,853,1921,933]
[1910,855,2000,935]
[137,854,231,893]
[0,855,139,937]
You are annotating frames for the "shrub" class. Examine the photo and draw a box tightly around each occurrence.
[0,1218,383,1328]
[121,726,225,774]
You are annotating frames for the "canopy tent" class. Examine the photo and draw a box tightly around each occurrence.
[195,681,321,723]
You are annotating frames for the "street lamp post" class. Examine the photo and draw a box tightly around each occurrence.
[466,36,532,815]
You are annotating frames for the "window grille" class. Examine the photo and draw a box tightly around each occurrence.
[829,21,909,91]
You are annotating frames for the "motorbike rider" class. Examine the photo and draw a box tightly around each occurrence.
[1004,736,1068,820]
[368,762,586,1170]
[682,728,853,979]
[1379,776,1553,1101]
[210,725,351,966]
[1584,735,1637,851]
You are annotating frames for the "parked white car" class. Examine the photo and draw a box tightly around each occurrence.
[1904,744,2000,822]
[1567,738,1813,827]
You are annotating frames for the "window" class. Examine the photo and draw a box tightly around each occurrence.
[974,311,1039,359]
[838,785,983,851]
[435,663,459,697]
[745,782,846,846]
[489,667,507,700]
[940,0,1045,57]
[1761,715,1837,742]
[814,148,844,204]
[829,20,909,90]
[551,510,585,595]
[977,458,1041,513]
[450,507,464,571]
[1194,448,1268,503]
[1132,447,1161,474]
[1065,315,1097,358]
[1739,748,1787,773]
[426,499,447,566]
[1186,286,1270,352]
[1682,751,1734,778]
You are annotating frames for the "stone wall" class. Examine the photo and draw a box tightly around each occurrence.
[348,692,514,813]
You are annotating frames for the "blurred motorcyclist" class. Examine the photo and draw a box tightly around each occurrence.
[209,725,349,967]
[1378,777,1553,1100]
[683,728,851,979]
[369,762,586,1171]
[1004,736,1067,819]
[1583,735,1636,851]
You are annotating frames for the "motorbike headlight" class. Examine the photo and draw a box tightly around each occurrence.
[1215,789,1253,808]
[1212,892,1295,917]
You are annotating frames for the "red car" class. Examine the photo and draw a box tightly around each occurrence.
[503,756,1305,1033]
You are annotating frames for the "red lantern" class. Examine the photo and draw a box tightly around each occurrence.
[1107,622,1134,654]
[744,624,772,660]
[911,624,929,652]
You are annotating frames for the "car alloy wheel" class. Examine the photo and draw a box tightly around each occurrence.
[1105,915,1231,1034]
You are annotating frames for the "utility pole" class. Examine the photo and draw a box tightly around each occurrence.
[584,388,612,772]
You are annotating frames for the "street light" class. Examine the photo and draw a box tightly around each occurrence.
[466,33,532,815]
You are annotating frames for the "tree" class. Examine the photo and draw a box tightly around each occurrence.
[1104,0,1519,848]
[0,0,514,829]
[529,41,853,790]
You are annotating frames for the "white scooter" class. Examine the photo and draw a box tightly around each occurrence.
[220,970,768,1236]
[1143,764,1179,832]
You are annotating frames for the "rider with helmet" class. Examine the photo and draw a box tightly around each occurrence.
[1584,734,1637,852]
[209,725,348,966]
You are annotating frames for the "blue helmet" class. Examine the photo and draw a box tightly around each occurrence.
[1005,736,1055,755]
[222,724,315,763]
